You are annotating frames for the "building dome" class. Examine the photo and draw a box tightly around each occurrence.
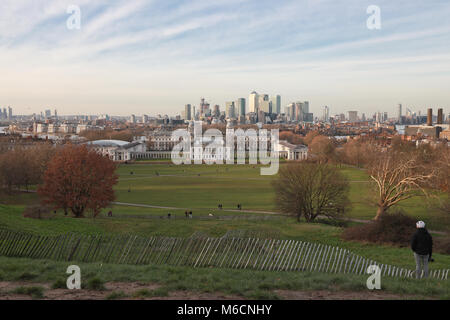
[88,139,130,147]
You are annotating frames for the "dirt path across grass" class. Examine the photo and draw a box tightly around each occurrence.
[113,201,448,235]
[0,281,430,300]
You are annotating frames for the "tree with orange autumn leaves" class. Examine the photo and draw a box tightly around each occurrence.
[38,144,118,218]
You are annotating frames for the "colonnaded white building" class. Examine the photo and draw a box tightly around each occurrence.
[87,122,308,162]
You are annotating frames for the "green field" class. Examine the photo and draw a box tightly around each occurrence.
[0,163,448,299]
[0,256,448,300]
[112,163,449,230]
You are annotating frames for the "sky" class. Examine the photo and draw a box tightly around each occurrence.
[0,0,449,117]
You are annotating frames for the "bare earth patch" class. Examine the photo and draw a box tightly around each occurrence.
[0,281,428,300]
[0,281,242,300]
[274,289,430,300]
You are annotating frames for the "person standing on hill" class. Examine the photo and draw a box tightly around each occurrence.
[411,221,433,279]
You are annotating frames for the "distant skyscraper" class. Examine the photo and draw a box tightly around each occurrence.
[249,91,258,113]
[8,106,13,120]
[398,104,402,124]
[185,104,192,120]
[375,112,381,123]
[3,108,7,119]
[212,105,220,117]
[130,114,136,123]
[302,101,309,114]
[285,103,295,120]
[259,100,271,114]
[323,106,330,122]
[270,95,281,114]
[200,98,210,116]
[235,98,246,116]
[225,101,236,119]
[295,102,303,121]
[348,111,358,122]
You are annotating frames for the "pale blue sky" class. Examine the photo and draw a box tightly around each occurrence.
[1,0,449,117]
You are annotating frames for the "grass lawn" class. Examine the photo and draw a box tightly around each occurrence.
[2,163,447,230]
[0,163,448,300]
[1,204,449,270]
[0,256,448,299]
[113,163,449,231]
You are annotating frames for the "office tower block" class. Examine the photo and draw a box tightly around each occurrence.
[185,104,192,120]
[270,95,281,114]
[249,91,258,113]
[225,101,236,119]
[348,111,358,122]
[235,98,246,116]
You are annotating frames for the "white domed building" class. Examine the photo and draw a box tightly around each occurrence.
[87,139,146,161]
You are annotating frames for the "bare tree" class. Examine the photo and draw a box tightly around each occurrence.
[368,150,436,220]
[433,146,450,215]
[309,135,337,164]
[272,162,351,222]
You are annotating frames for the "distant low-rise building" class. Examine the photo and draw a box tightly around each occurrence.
[87,139,146,161]
[276,140,308,160]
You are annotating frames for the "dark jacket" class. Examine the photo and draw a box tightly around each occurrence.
[411,228,433,257]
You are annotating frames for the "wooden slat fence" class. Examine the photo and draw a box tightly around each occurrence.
[0,229,447,280]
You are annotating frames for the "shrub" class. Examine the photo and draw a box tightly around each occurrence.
[314,218,349,228]
[106,291,127,300]
[434,237,450,255]
[133,288,152,298]
[133,287,169,298]
[51,279,67,289]
[15,271,38,281]
[86,278,106,291]
[342,211,416,246]
[12,286,45,299]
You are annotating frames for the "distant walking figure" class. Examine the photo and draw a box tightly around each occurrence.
[168,212,171,219]
[189,211,192,219]
[185,211,188,218]
[107,210,113,217]
[411,221,433,279]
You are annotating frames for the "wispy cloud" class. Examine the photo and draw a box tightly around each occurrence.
[0,0,449,116]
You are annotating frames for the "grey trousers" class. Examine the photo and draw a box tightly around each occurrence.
[414,253,429,279]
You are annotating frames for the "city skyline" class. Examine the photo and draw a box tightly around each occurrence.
[1,0,450,116]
